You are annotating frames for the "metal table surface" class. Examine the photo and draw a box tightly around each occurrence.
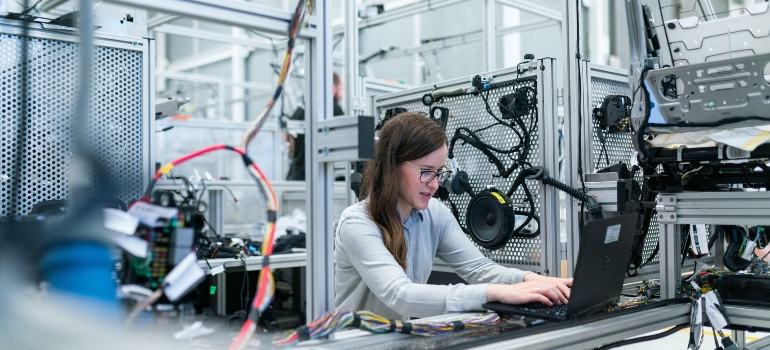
[290,301,693,350]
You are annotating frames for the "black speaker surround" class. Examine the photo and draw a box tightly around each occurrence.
[466,189,516,250]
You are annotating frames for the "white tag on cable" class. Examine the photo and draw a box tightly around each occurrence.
[690,280,701,293]
[742,240,757,261]
[128,201,178,227]
[163,252,206,302]
[703,291,729,331]
[210,265,225,276]
[104,208,139,235]
[689,224,709,255]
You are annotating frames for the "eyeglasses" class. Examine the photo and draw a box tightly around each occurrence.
[405,161,452,183]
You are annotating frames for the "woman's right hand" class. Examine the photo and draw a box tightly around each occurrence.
[486,277,572,306]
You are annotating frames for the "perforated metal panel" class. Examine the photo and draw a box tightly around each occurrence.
[589,77,659,266]
[1,29,147,217]
[374,64,558,269]
[587,66,660,270]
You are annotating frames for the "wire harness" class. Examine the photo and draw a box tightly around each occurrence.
[135,144,278,349]
[240,0,312,153]
[272,310,500,347]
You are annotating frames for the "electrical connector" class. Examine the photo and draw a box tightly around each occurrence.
[721,336,740,350]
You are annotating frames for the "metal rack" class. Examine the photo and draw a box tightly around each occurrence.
[102,0,335,321]
[372,59,561,276]
[0,18,152,217]
[563,62,663,282]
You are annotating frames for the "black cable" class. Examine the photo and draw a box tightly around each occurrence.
[595,323,689,350]
[575,0,587,228]
[596,128,611,167]
[240,256,250,316]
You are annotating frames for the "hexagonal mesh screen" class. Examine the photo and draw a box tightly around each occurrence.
[1,33,144,217]
[376,77,543,267]
[589,77,659,267]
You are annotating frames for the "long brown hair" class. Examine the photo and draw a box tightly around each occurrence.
[361,112,448,270]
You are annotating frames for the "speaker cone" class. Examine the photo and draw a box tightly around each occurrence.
[466,189,515,250]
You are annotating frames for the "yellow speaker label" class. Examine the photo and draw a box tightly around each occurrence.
[490,192,506,204]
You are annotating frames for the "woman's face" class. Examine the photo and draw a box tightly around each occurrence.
[396,144,448,221]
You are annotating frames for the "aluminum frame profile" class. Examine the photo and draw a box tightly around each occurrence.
[304,0,336,322]
[108,0,332,321]
[466,304,691,350]
[656,191,770,299]
[313,115,375,163]
[563,60,592,278]
[371,59,561,277]
[105,0,318,39]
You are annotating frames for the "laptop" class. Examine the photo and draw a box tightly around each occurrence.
[483,213,638,321]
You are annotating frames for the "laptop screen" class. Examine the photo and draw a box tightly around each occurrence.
[566,213,639,318]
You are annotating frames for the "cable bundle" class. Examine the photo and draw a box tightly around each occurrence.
[240,0,312,152]
[135,144,278,349]
[680,268,731,300]
[272,310,500,347]
[618,279,660,309]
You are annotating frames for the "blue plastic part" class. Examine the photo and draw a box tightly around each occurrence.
[40,241,118,304]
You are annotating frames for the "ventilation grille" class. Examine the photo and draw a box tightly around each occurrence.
[1,33,145,216]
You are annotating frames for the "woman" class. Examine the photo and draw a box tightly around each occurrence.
[335,112,572,320]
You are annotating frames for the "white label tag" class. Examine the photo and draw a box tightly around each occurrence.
[104,208,139,235]
[690,280,701,292]
[210,265,225,276]
[128,202,178,227]
[742,240,757,261]
[689,224,709,255]
[163,252,206,302]
[703,291,729,331]
[604,224,621,244]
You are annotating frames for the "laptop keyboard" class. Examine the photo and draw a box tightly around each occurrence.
[518,302,568,318]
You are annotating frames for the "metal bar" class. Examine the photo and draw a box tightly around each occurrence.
[208,189,224,238]
[145,38,154,198]
[746,334,770,350]
[733,330,747,349]
[483,0,496,71]
[306,0,335,322]
[148,14,178,29]
[164,47,238,72]
[155,71,271,91]
[496,0,562,21]
[659,223,679,299]
[540,58,560,276]
[361,19,556,64]
[468,304,691,350]
[356,0,465,31]
[344,0,361,117]
[197,253,307,271]
[214,272,227,315]
[152,24,274,50]
[562,0,582,278]
[726,305,770,329]
[105,0,317,39]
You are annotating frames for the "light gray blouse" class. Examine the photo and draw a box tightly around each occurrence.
[334,198,530,320]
